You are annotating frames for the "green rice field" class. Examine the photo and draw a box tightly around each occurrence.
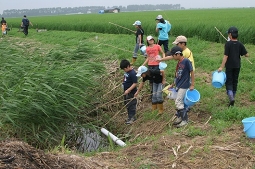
[6,8,255,44]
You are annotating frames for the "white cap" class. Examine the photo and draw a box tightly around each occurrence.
[136,66,148,77]
[146,35,154,41]
[133,20,141,25]
[155,15,163,20]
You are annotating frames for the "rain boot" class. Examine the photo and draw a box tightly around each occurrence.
[130,57,137,65]
[227,90,235,107]
[173,109,182,125]
[176,109,188,128]
[157,103,164,115]
[152,103,157,111]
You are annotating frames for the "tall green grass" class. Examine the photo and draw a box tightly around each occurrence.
[7,8,255,44]
[0,34,105,148]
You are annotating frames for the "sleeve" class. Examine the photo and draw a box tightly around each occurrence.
[186,59,193,72]
[240,43,248,56]
[131,72,138,83]
[137,29,142,35]
[157,23,162,29]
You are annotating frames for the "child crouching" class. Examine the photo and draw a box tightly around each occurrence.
[135,65,165,114]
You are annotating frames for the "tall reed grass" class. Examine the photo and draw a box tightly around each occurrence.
[0,37,105,148]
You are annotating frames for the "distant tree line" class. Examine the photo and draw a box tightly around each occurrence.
[0,4,182,17]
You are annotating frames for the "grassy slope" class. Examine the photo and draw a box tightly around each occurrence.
[1,26,255,168]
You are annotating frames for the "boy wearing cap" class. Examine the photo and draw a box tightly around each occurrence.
[155,15,171,53]
[131,20,146,65]
[169,46,194,127]
[218,26,249,107]
[135,65,165,114]
[159,35,195,71]
[120,59,138,124]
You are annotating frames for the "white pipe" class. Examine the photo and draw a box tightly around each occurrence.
[101,128,126,147]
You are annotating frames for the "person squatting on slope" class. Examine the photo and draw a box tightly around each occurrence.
[168,46,195,128]
[131,20,146,65]
[155,15,171,53]
[218,26,249,107]
[120,59,138,124]
[135,65,166,115]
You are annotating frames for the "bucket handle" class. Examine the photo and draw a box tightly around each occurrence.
[243,121,255,132]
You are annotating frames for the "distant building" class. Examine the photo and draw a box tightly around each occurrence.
[99,8,120,14]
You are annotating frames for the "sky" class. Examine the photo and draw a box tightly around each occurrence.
[1,0,254,14]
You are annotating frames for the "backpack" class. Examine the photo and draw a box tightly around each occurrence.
[24,19,29,26]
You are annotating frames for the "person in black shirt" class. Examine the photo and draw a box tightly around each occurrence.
[21,15,33,36]
[218,26,249,107]
[135,65,165,114]
[131,20,146,65]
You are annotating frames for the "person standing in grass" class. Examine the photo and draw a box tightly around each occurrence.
[155,15,171,53]
[131,20,146,65]
[1,17,7,26]
[159,35,195,71]
[21,15,33,36]
[120,59,138,124]
[135,65,165,114]
[158,35,195,112]
[168,46,194,128]
[218,26,249,107]
[142,35,165,100]
[1,22,7,37]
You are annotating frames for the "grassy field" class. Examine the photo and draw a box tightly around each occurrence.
[0,8,255,168]
[6,8,255,44]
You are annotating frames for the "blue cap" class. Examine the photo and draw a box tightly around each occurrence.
[136,66,148,77]
[133,20,141,26]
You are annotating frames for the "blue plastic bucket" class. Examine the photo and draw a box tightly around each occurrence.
[212,71,226,88]
[159,62,167,70]
[242,117,255,138]
[184,89,200,107]
[140,45,146,53]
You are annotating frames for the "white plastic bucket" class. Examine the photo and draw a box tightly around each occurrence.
[140,45,146,53]
[167,88,177,99]
[159,62,167,70]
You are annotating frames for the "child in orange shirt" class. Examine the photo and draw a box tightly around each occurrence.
[2,23,6,37]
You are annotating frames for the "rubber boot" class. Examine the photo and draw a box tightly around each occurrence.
[130,57,137,65]
[157,103,164,115]
[176,109,188,128]
[227,90,235,107]
[173,109,182,125]
[152,103,157,111]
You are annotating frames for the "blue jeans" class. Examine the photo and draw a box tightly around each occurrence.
[133,43,145,58]
[152,83,164,104]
